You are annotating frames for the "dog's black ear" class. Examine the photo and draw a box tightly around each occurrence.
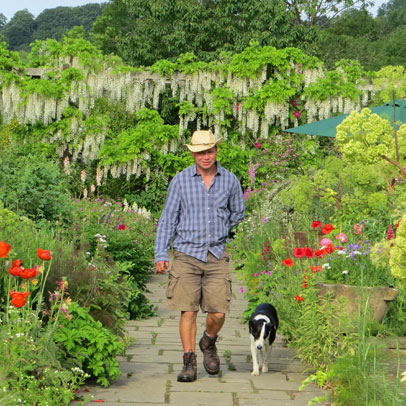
[248,320,254,334]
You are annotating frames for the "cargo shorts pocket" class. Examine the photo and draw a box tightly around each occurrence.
[225,277,232,302]
[166,275,179,299]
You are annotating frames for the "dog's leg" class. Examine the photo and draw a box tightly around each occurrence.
[250,336,260,376]
[261,342,271,373]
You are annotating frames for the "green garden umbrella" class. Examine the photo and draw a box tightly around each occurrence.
[284,99,406,137]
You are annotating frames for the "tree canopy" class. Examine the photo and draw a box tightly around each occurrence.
[1,10,36,52]
[1,0,406,72]
[90,0,320,67]
[0,4,104,51]
[34,4,105,42]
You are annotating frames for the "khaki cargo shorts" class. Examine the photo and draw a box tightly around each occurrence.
[166,250,232,313]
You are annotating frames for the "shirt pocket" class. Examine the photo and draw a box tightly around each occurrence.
[215,190,230,209]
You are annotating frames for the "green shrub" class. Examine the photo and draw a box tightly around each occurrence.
[70,197,156,320]
[45,237,132,335]
[0,329,84,406]
[54,301,125,387]
[0,147,72,223]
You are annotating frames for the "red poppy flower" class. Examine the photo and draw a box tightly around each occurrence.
[9,266,22,277]
[0,241,11,258]
[12,259,23,267]
[118,224,126,230]
[9,290,30,308]
[311,221,322,229]
[37,248,51,261]
[310,265,322,273]
[321,224,334,235]
[315,248,326,258]
[325,244,336,254]
[304,247,315,258]
[282,258,294,267]
[294,295,304,302]
[396,220,401,229]
[20,267,38,280]
[293,248,305,258]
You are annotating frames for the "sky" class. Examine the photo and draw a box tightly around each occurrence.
[1,1,104,21]
[0,0,388,21]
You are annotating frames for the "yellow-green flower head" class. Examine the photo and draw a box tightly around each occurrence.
[336,108,395,165]
[390,214,406,286]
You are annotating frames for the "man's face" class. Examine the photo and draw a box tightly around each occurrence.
[192,147,217,172]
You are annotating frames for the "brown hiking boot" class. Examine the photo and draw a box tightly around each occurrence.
[199,331,220,375]
[177,351,197,382]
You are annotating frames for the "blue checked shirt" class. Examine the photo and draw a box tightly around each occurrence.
[154,162,245,263]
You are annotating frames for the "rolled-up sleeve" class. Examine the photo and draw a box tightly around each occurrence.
[228,176,245,231]
[154,177,181,263]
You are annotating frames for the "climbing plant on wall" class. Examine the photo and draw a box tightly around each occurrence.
[0,36,397,193]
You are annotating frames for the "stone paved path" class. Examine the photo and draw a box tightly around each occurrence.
[73,272,329,405]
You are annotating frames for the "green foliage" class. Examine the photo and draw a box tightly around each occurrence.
[337,108,396,163]
[0,41,25,72]
[54,301,125,387]
[279,113,406,228]
[178,101,200,117]
[0,328,83,405]
[0,146,73,223]
[0,236,90,405]
[1,10,35,52]
[217,138,250,188]
[0,202,36,238]
[70,197,156,320]
[211,87,233,116]
[91,0,319,67]
[327,339,405,405]
[33,4,104,43]
[99,108,179,165]
[228,44,319,79]
[373,65,406,102]
[46,236,132,335]
[245,82,296,112]
[390,213,406,286]
[150,59,178,76]
[304,59,366,101]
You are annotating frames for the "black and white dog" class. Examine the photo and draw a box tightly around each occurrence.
[248,303,279,376]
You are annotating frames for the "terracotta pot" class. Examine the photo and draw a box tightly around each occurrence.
[315,283,399,323]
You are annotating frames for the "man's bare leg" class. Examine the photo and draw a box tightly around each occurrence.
[206,312,225,337]
[179,310,198,351]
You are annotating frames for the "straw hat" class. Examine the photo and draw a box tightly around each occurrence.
[184,130,222,152]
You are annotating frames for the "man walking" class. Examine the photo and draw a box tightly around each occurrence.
[154,130,245,382]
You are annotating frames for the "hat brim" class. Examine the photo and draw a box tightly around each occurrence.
[184,139,222,153]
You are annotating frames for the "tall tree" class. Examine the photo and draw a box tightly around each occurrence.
[91,0,317,67]
[0,13,7,31]
[377,0,406,33]
[287,0,374,26]
[34,4,104,42]
[1,10,35,51]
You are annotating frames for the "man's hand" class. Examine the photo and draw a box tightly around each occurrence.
[155,261,169,274]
